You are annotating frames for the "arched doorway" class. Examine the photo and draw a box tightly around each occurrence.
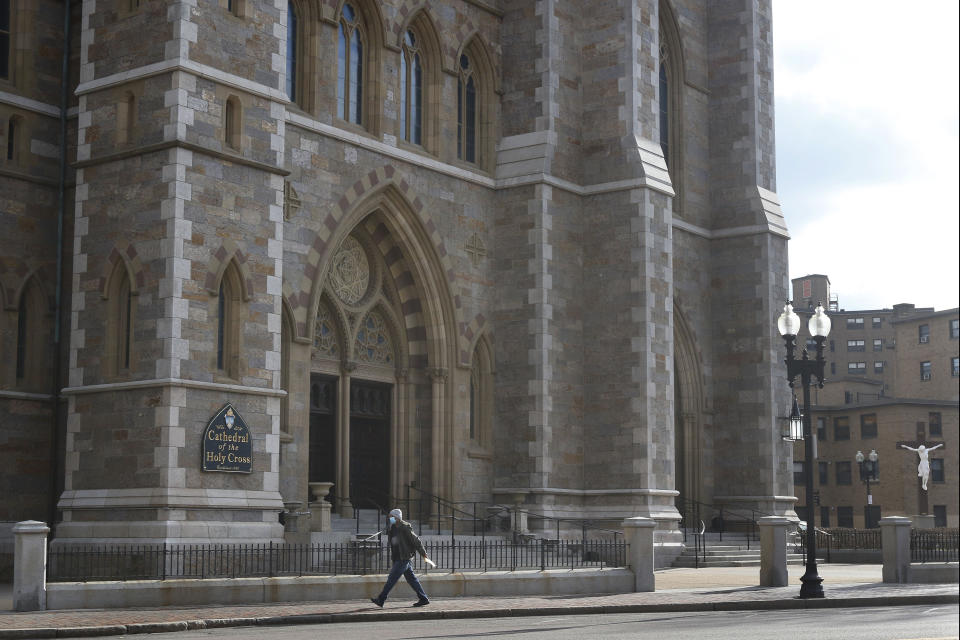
[303,187,458,516]
[673,303,705,513]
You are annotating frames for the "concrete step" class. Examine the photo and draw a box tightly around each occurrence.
[672,553,804,568]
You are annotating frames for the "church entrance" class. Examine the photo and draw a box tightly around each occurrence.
[349,381,391,511]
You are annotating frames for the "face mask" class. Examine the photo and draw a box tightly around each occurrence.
[388,516,396,525]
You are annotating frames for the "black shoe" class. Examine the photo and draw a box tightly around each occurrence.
[370,598,384,608]
[413,598,430,607]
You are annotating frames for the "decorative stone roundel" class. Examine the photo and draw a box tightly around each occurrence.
[329,236,370,305]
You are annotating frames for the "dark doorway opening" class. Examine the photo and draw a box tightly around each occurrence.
[309,375,337,505]
[350,381,391,511]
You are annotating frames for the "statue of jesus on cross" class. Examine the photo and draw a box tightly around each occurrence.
[900,443,944,491]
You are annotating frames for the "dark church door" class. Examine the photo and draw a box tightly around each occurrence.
[350,381,391,511]
[309,376,337,505]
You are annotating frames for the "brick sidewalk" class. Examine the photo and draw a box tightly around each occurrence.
[0,580,956,639]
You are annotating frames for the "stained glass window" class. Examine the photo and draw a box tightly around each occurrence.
[338,4,363,124]
[457,54,476,163]
[356,311,393,364]
[401,30,422,145]
[314,302,339,358]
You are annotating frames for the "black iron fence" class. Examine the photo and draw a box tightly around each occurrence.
[816,528,881,551]
[911,529,960,563]
[48,538,627,583]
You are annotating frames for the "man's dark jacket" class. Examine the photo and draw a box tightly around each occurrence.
[383,519,426,561]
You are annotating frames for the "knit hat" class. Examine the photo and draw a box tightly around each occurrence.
[389,508,403,521]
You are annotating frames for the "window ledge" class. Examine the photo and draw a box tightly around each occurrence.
[467,448,492,460]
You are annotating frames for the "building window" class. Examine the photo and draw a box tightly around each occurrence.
[457,53,477,163]
[848,362,865,375]
[820,506,830,528]
[116,92,136,146]
[933,505,947,528]
[1,0,10,80]
[872,317,882,328]
[805,337,817,351]
[337,3,364,125]
[844,391,853,404]
[105,261,134,376]
[829,340,835,352]
[226,0,243,17]
[834,417,850,441]
[816,416,827,441]
[286,1,297,101]
[930,458,944,484]
[14,278,46,390]
[818,461,829,485]
[874,361,884,374]
[216,262,243,379]
[836,461,852,485]
[658,46,670,166]
[952,356,959,377]
[951,318,959,339]
[929,412,942,437]
[873,338,883,352]
[837,506,854,528]
[920,361,931,381]
[846,317,864,329]
[830,361,836,375]
[860,413,877,439]
[400,30,423,146]
[6,115,21,163]
[847,339,865,352]
[919,324,930,343]
[224,96,241,149]
[793,461,806,485]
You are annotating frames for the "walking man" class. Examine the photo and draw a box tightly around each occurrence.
[370,508,435,607]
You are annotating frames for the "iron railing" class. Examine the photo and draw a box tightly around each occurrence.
[47,538,627,583]
[911,529,960,563]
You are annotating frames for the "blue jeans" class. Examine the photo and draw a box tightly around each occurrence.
[376,559,428,602]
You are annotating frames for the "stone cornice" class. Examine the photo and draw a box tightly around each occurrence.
[493,487,680,497]
[61,378,287,398]
[72,140,290,176]
[0,390,55,401]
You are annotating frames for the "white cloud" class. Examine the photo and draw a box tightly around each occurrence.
[774,0,960,311]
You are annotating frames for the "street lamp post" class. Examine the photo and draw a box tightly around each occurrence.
[777,301,831,599]
[856,448,879,507]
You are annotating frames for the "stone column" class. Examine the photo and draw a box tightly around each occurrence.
[430,368,447,500]
[338,364,354,517]
[623,516,657,592]
[13,520,49,612]
[880,516,912,584]
[758,516,790,587]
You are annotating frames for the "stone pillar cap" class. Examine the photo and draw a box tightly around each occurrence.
[622,516,656,528]
[757,516,792,525]
[12,521,50,534]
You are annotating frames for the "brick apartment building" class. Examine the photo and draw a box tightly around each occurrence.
[790,275,959,528]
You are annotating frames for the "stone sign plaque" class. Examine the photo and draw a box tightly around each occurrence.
[202,404,252,473]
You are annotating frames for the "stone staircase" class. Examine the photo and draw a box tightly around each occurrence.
[671,533,805,568]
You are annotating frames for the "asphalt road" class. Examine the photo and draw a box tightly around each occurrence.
[92,604,959,640]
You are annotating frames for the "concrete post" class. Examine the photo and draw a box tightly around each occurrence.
[880,516,912,584]
[758,516,790,587]
[13,520,49,612]
[622,516,656,592]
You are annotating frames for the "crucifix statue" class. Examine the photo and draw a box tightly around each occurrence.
[900,443,944,491]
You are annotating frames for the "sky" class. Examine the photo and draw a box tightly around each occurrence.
[772,1,960,312]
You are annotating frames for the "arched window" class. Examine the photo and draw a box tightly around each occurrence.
[6,115,21,163]
[400,29,422,146]
[216,262,243,378]
[457,53,477,163]
[15,278,47,390]
[337,3,363,125]
[117,92,136,146]
[286,1,297,101]
[224,96,241,150]
[105,261,134,376]
[658,1,683,210]
[469,337,493,447]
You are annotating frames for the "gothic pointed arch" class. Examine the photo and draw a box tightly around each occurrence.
[455,34,497,171]
[396,7,442,154]
[99,243,144,299]
[12,270,51,391]
[334,0,386,135]
[212,257,247,379]
[204,241,254,301]
[468,331,493,448]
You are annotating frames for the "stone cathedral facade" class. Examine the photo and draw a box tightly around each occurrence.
[0,0,794,546]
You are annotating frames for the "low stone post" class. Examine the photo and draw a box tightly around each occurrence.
[622,516,656,592]
[880,516,912,584]
[758,516,790,587]
[13,520,49,612]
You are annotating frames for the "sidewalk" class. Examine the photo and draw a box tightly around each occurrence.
[0,565,956,639]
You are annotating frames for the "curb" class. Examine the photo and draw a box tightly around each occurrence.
[1,594,956,638]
